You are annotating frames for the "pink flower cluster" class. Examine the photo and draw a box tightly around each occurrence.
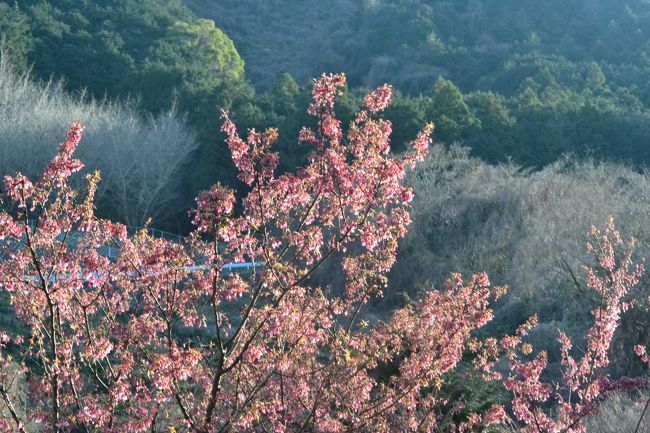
[0,73,646,433]
[192,183,235,233]
[363,84,392,113]
[498,217,644,433]
[307,73,347,115]
[0,76,440,433]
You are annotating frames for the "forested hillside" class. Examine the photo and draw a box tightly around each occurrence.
[6,0,650,204]
[6,0,243,112]
[186,0,650,93]
[183,0,361,89]
[186,0,650,167]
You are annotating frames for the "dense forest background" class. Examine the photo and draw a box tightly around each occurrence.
[3,0,650,394]
[7,0,650,218]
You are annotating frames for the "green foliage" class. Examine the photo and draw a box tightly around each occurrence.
[183,0,361,90]
[7,0,244,112]
[382,91,427,152]
[181,0,650,170]
[426,77,480,143]
[438,369,507,430]
[138,17,244,112]
[183,0,650,91]
[0,3,32,72]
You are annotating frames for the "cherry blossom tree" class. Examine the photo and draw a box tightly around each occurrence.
[0,73,645,433]
[482,217,646,433]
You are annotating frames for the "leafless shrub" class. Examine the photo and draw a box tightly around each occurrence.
[0,51,198,227]
[392,143,650,373]
[584,391,650,433]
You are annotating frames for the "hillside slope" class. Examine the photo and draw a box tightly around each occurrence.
[183,0,360,89]
[3,0,245,113]
[186,0,650,96]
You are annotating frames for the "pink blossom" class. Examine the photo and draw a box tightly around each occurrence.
[3,74,643,433]
[363,84,392,113]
